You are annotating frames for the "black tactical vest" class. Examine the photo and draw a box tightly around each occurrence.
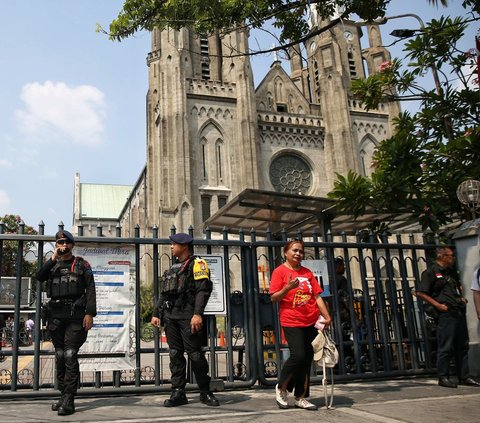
[160,258,193,297]
[48,257,86,300]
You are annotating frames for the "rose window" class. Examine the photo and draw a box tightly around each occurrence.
[269,155,312,194]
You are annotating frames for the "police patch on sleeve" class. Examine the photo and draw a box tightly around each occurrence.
[193,258,209,280]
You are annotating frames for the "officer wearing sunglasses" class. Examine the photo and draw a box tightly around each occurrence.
[36,230,96,416]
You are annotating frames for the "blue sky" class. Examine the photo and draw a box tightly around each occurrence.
[0,1,476,234]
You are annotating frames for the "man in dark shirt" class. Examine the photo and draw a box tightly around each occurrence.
[417,247,480,388]
[335,258,350,321]
[151,233,219,407]
[36,230,96,415]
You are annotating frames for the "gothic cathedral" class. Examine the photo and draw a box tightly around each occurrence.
[119,17,400,237]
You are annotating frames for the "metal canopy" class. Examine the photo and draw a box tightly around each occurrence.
[202,188,417,237]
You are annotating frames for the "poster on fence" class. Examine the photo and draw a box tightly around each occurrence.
[203,255,226,315]
[77,244,136,371]
[303,259,331,297]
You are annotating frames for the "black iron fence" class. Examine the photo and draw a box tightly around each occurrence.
[0,222,441,398]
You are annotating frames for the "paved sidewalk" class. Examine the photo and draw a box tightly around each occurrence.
[1,378,479,422]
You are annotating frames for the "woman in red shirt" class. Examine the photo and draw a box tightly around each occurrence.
[269,239,331,410]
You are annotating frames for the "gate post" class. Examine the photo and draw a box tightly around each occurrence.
[452,220,480,377]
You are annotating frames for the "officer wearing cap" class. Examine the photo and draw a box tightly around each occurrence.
[36,230,96,415]
[151,233,219,407]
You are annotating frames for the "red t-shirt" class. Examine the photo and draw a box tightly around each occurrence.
[269,264,323,327]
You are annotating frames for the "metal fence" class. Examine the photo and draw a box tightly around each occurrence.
[0,222,441,398]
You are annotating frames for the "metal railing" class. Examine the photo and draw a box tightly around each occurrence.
[0,222,442,398]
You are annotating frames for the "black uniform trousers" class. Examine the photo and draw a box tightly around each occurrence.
[164,317,211,392]
[436,310,469,379]
[48,318,88,395]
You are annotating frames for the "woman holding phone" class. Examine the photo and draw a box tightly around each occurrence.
[269,239,331,410]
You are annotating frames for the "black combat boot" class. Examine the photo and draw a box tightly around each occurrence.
[199,391,220,406]
[164,389,188,407]
[51,394,65,411]
[57,393,75,416]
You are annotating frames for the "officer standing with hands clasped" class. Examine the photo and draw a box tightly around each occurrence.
[416,247,480,388]
[36,230,96,416]
[151,233,219,407]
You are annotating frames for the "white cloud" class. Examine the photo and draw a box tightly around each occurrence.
[0,159,13,168]
[0,189,11,214]
[15,81,106,147]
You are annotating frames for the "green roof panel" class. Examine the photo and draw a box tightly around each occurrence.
[80,184,133,219]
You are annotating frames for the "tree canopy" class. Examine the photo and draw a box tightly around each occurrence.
[106,1,462,48]
[0,214,38,277]
[106,0,388,45]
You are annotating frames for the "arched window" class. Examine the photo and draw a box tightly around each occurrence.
[200,137,208,181]
[199,122,224,186]
[359,136,377,177]
[348,48,357,77]
[200,37,210,80]
[215,138,224,184]
[201,195,211,221]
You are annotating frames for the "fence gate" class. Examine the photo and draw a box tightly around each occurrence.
[0,225,439,398]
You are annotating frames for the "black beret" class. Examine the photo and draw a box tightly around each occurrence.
[55,230,75,244]
[169,233,193,244]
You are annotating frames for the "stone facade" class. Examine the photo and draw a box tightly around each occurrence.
[118,18,400,238]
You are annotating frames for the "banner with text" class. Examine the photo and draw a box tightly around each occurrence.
[77,244,136,371]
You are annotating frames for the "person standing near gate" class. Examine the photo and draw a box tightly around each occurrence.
[25,315,35,344]
[36,230,96,415]
[269,239,331,410]
[416,246,480,388]
[151,233,219,407]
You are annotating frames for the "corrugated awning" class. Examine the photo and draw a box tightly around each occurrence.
[203,189,418,237]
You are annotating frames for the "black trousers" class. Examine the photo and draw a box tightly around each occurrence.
[279,325,317,398]
[48,318,88,395]
[164,317,211,392]
[436,310,469,379]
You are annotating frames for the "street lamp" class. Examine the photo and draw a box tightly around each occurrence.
[457,179,480,221]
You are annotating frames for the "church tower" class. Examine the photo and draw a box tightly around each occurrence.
[145,27,259,235]
[303,18,363,186]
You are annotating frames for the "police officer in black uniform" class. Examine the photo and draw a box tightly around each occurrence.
[36,230,96,415]
[417,247,480,388]
[151,233,219,407]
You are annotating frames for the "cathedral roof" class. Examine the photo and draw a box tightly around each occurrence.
[80,183,133,219]
[255,61,310,113]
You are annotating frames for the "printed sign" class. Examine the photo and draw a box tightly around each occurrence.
[203,255,227,315]
[76,244,136,371]
[303,259,331,297]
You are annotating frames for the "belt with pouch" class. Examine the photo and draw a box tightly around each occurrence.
[49,299,84,318]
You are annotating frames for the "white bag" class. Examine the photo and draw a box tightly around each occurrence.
[312,329,338,409]
[313,329,338,367]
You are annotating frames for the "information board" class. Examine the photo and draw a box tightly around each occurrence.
[203,255,226,315]
[76,244,136,371]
